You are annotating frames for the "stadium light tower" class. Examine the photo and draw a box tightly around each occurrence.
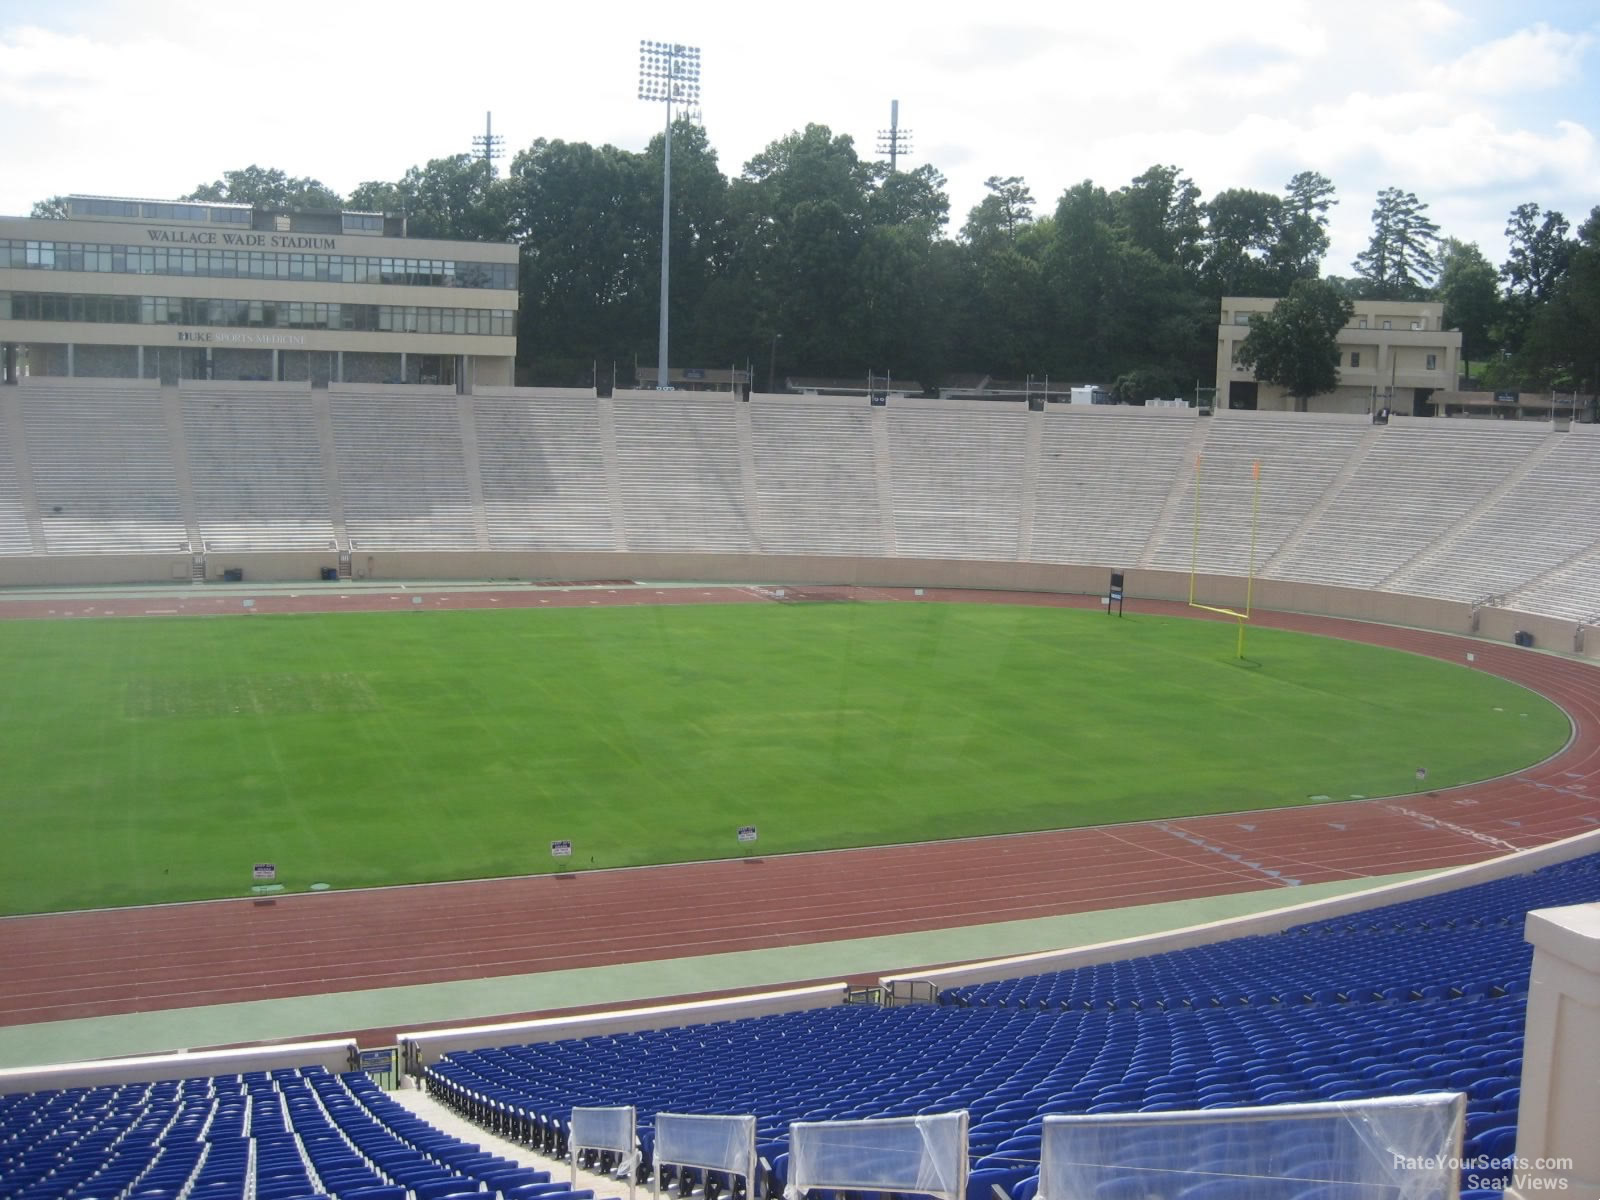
[638,39,701,392]
[876,99,912,172]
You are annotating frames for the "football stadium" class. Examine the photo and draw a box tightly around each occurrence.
[3,203,1600,1200]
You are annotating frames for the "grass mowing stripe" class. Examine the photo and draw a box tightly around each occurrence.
[0,604,1568,914]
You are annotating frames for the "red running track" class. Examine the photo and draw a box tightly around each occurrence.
[1,585,1597,1036]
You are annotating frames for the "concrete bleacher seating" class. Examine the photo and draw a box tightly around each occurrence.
[1269,419,1550,591]
[612,396,755,553]
[182,386,337,553]
[1393,429,1600,606]
[750,398,885,556]
[1504,550,1600,624]
[886,403,1026,560]
[1031,407,1195,566]
[17,382,188,554]
[1145,413,1371,576]
[0,399,33,555]
[1,383,1598,634]
[329,389,477,552]
[474,393,618,552]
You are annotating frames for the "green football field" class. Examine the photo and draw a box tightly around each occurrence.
[0,602,1570,915]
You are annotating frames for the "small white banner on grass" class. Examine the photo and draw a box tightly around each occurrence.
[737,826,758,844]
[550,839,573,858]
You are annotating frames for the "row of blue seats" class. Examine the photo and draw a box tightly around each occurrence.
[420,854,1600,1199]
[943,855,1599,1010]
[0,1066,616,1200]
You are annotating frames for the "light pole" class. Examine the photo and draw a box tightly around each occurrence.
[638,39,701,393]
[767,332,783,394]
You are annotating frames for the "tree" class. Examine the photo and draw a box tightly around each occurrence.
[1519,206,1600,395]
[1201,188,1283,296]
[1271,171,1337,282]
[866,163,949,236]
[390,154,512,242]
[1500,202,1573,353]
[960,175,1035,250]
[184,166,342,209]
[1434,239,1502,379]
[1236,278,1355,403]
[1501,203,1573,303]
[29,196,69,219]
[1113,164,1203,272]
[505,137,655,382]
[1352,187,1440,299]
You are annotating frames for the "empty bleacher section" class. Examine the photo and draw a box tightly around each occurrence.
[612,396,754,553]
[1144,413,1373,576]
[1505,549,1600,625]
[17,381,188,554]
[182,386,337,553]
[474,393,619,552]
[419,854,1600,1197]
[0,398,33,555]
[1030,407,1196,566]
[1393,426,1600,608]
[1269,419,1550,591]
[329,389,477,552]
[4,385,1600,640]
[887,403,1026,560]
[750,398,886,556]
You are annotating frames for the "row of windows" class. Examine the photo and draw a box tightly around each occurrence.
[1231,311,1436,333]
[1341,351,1439,370]
[0,291,515,336]
[0,239,517,290]
[68,198,382,235]
[70,198,251,225]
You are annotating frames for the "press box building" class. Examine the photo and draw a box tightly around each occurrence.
[0,196,518,388]
[1218,296,1461,416]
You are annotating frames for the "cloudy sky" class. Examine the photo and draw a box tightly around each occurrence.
[1,0,1595,274]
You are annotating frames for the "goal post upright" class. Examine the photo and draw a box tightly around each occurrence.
[1188,457,1263,661]
[1240,459,1263,659]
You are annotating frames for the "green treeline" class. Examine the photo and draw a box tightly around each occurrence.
[36,135,1599,397]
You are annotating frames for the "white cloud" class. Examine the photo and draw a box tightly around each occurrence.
[1429,22,1594,94]
[0,0,1593,269]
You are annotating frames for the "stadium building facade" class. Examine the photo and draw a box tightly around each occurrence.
[1218,296,1462,416]
[0,196,518,388]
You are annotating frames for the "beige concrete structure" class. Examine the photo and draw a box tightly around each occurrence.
[0,196,518,388]
[1508,902,1600,1200]
[1218,297,1461,416]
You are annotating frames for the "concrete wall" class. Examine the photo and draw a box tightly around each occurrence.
[0,1038,358,1096]
[2,549,1591,660]
[399,983,844,1069]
